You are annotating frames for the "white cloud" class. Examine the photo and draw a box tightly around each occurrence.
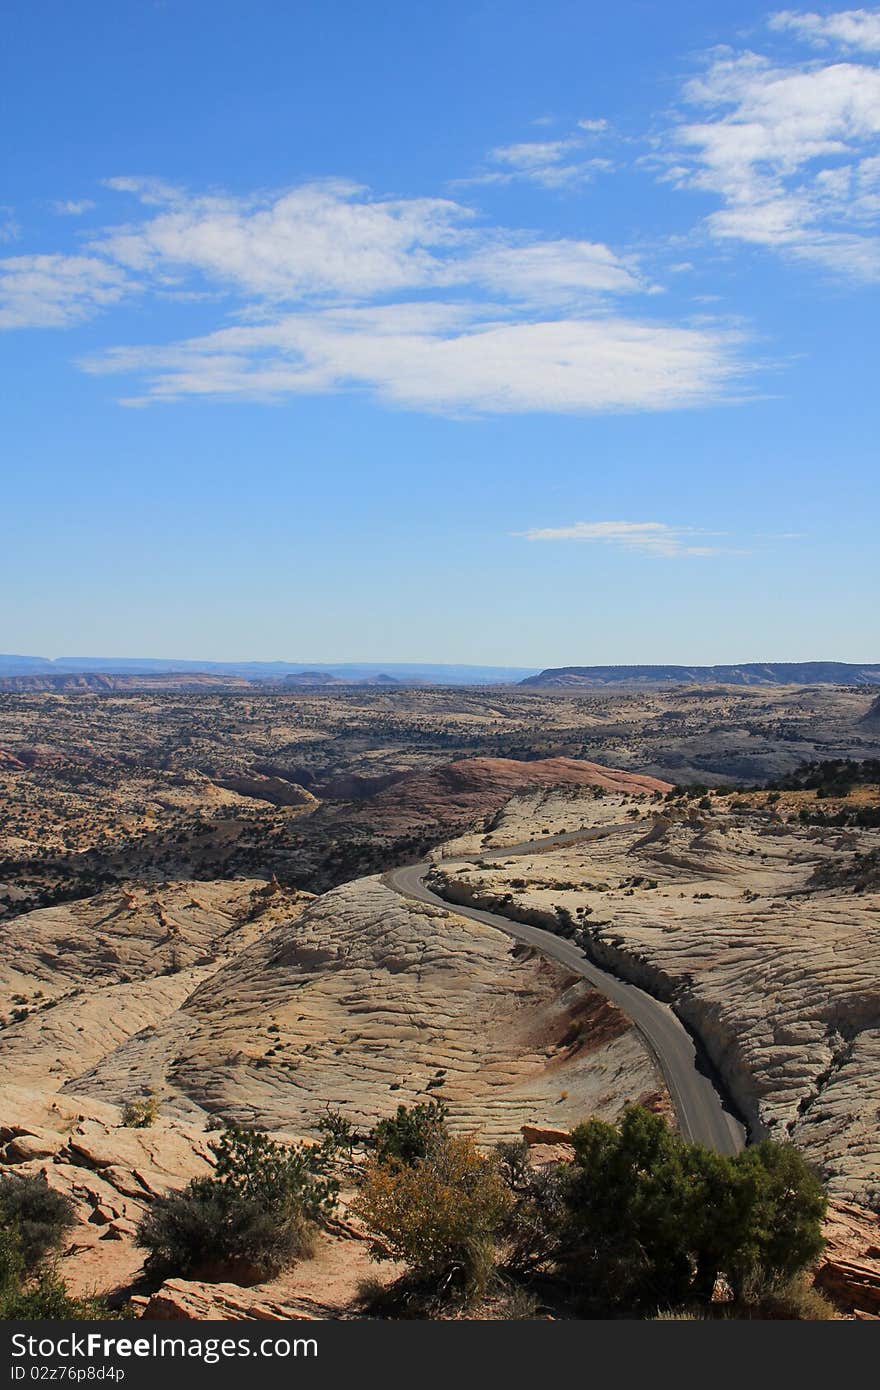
[51,199,96,216]
[101,176,184,205]
[0,254,131,328]
[467,121,612,188]
[490,139,575,170]
[461,239,645,300]
[82,307,744,415]
[89,181,641,307]
[665,42,880,278]
[92,179,471,300]
[769,8,880,52]
[5,174,746,415]
[516,520,734,556]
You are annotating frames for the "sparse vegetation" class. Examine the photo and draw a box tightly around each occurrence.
[770,758,880,797]
[351,1103,830,1318]
[526,1107,826,1315]
[369,1099,449,1167]
[121,1091,160,1128]
[0,1176,113,1319]
[354,1127,512,1305]
[0,1174,75,1272]
[136,1126,339,1281]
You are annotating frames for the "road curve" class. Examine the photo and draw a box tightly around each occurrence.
[385,829,745,1157]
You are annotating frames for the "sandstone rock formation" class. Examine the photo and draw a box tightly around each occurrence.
[0,879,311,1086]
[816,1201,880,1318]
[432,791,880,1203]
[0,1086,215,1296]
[0,1083,387,1314]
[213,774,318,808]
[353,757,671,839]
[62,877,664,1142]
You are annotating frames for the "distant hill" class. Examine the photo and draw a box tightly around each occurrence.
[0,656,536,686]
[281,671,409,687]
[280,671,348,687]
[0,672,252,693]
[521,662,880,689]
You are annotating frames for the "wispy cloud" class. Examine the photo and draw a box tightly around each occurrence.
[482,139,608,189]
[82,308,744,414]
[517,519,738,556]
[658,26,880,280]
[459,239,646,300]
[0,253,131,329]
[463,119,613,189]
[769,8,880,52]
[0,174,745,413]
[91,178,471,300]
[51,199,96,216]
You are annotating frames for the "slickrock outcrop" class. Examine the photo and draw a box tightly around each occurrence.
[433,796,880,1201]
[442,782,659,857]
[345,756,671,838]
[0,1083,386,1313]
[213,774,318,809]
[137,1223,382,1320]
[139,1280,326,1320]
[0,1086,216,1296]
[0,879,310,1087]
[64,877,665,1143]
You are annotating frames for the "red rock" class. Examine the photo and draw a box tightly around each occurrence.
[815,1201,880,1317]
[352,756,672,837]
[521,1124,573,1146]
[141,1278,327,1321]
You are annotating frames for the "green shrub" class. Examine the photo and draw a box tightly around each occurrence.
[370,1100,449,1167]
[136,1182,315,1282]
[557,1107,826,1314]
[316,1107,360,1154]
[0,1205,114,1320]
[137,1126,338,1282]
[0,1175,75,1272]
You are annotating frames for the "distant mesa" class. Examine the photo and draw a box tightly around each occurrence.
[522,662,880,689]
[0,656,538,687]
[281,671,347,687]
[281,671,406,687]
[0,672,253,693]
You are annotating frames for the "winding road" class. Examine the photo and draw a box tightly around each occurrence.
[385,825,745,1157]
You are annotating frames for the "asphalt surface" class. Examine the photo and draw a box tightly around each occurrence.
[385,825,745,1157]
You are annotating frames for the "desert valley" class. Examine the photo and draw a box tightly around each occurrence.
[0,672,879,1319]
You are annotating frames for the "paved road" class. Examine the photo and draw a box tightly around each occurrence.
[385,826,745,1157]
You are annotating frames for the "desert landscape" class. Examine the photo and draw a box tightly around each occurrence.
[5,0,880,1357]
[0,677,878,1319]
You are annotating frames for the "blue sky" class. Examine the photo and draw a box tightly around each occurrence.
[2,1,878,666]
